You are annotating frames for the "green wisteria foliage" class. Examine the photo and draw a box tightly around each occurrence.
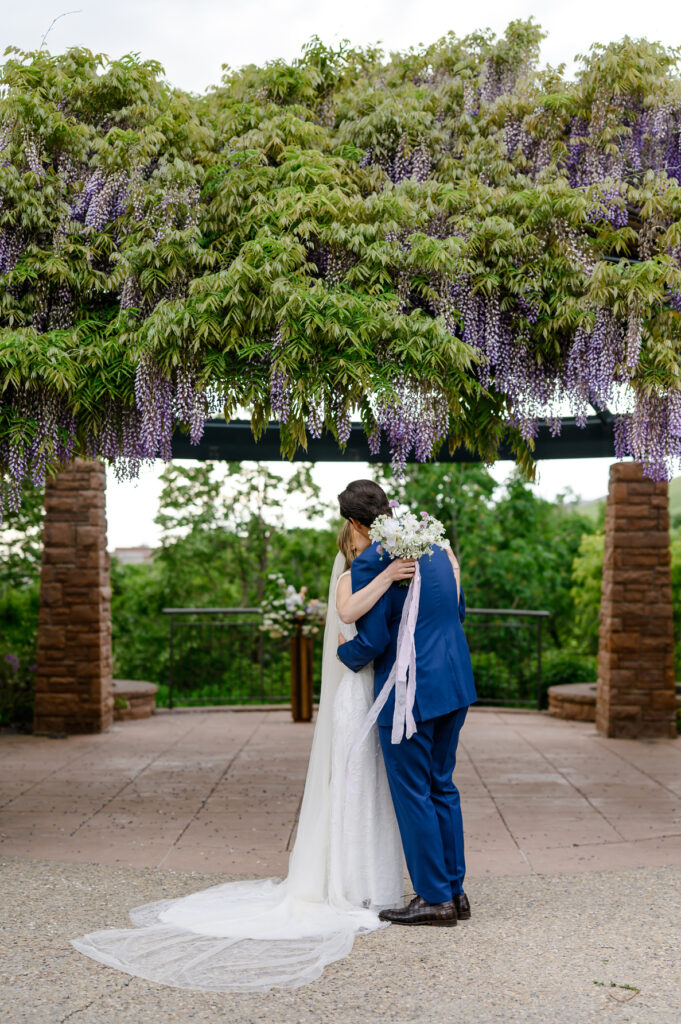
[3,21,681,517]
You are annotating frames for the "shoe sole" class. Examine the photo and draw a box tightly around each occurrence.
[457,911,471,920]
[382,918,458,927]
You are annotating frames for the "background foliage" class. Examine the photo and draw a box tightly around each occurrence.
[2,459,655,721]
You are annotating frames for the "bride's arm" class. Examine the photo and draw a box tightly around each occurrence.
[336,558,416,624]
[445,546,461,603]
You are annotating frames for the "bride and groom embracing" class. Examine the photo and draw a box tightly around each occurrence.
[71,479,477,993]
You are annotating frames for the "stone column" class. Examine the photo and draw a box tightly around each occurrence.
[596,462,677,739]
[33,459,113,736]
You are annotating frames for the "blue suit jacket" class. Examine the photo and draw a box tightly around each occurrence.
[337,543,477,727]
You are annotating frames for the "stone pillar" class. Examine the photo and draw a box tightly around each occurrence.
[33,459,113,736]
[596,462,677,739]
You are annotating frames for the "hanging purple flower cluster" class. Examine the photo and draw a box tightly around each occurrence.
[269,329,291,424]
[392,136,431,184]
[133,355,214,464]
[153,183,201,244]
[306,397,324,439]
[479,57,525,106]
[370,378,450,475]
[448,278,556,440]
[360,135,431,185]
[614,391,681,481]
[0,227,25,274]
[0,389,77,510]
[76,363,219,487]
[585,183,628,228]
[562,101,681,188]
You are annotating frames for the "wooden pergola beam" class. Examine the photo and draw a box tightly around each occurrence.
[170,416,617,463]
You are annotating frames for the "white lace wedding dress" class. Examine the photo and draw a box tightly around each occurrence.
[70,553,404,992]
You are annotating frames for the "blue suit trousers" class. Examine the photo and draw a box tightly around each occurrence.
[379,706,468,905]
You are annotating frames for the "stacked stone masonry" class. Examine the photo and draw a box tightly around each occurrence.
[33,459,113,735]
[596,462,677,739]
[548,683,597,722]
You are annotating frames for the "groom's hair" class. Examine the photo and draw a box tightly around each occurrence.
[338,479,391,528]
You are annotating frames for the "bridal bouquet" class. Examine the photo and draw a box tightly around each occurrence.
[259,574,327,638]
[347,501,452,753]
[370,501,449,565]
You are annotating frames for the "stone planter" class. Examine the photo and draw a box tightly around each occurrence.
[113,679,157,721]
[548,683,597,722]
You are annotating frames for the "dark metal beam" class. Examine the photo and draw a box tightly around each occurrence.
[170,416,616,463]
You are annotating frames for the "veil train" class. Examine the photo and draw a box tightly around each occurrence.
[70,553,388,992]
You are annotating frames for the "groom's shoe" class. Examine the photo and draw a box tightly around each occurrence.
[378,895,457,927]
[452,893,471,920]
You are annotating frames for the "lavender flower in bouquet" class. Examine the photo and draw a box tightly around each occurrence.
[369,500,449,578]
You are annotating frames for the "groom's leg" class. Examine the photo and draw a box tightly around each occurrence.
[430,706,469,895]
[378,722,452,905]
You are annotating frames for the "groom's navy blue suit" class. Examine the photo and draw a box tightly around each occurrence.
[337,542,476,904]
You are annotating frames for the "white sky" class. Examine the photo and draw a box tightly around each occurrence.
[105,456,615,550]
[5,2,666,545]
[7,0,681,95]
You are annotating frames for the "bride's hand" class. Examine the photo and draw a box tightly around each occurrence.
[337,632,345,646]
[383,557,416,582]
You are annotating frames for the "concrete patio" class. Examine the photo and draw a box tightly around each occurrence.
[1,708,680,1023]
[2,707,680,876]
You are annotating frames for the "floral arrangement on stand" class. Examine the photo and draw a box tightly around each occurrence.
[259,574,327,638]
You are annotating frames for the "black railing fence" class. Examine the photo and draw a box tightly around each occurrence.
[162,606,550,710]
[464,608,550,709]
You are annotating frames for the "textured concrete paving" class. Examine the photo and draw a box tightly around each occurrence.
[2,708,680,876]
[2,857,679,1024]
[1,709,680,1023]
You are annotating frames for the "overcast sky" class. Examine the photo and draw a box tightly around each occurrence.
[7,0,681,95]
[7,2,669,546]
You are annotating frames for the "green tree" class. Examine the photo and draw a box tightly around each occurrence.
[111,461,336,701]
[375,462,497,564]
[0,482,44,593]
[571,526,681,671]
[570,532,605,654]
[375,462,595,643]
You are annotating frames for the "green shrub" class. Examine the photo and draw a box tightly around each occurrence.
[540,648,597,698]
[0,651,36,731]
[0,586,39,730]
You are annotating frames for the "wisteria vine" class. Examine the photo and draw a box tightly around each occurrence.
[4,28,681,519]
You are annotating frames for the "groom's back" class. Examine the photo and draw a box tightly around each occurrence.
[409,546,477,720]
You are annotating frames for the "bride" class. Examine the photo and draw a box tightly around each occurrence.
[71,523,416,992]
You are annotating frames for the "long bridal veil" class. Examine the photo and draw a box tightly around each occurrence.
[70,553,387,992]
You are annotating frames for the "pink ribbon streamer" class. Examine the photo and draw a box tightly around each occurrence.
[346,564,421,782]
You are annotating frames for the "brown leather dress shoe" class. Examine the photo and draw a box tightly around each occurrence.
[453,893,471,920]
[378,895,458,927]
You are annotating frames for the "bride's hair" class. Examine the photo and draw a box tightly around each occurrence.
[337,521,356,571]
[337,479,391,527]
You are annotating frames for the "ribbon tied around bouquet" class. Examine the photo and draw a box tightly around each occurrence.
[346,562,422,782]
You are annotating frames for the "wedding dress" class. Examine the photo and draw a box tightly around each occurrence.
[70,553,404,992]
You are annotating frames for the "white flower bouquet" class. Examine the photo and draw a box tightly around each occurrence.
[348,501,452,750]
[369,501,449,568]
[259,573,327,638]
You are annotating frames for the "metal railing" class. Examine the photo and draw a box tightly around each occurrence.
[163,608,284,709]
[465,608,550,709]
[162,605,550,711]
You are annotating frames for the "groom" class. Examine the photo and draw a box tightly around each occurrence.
[336,479,476,927]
